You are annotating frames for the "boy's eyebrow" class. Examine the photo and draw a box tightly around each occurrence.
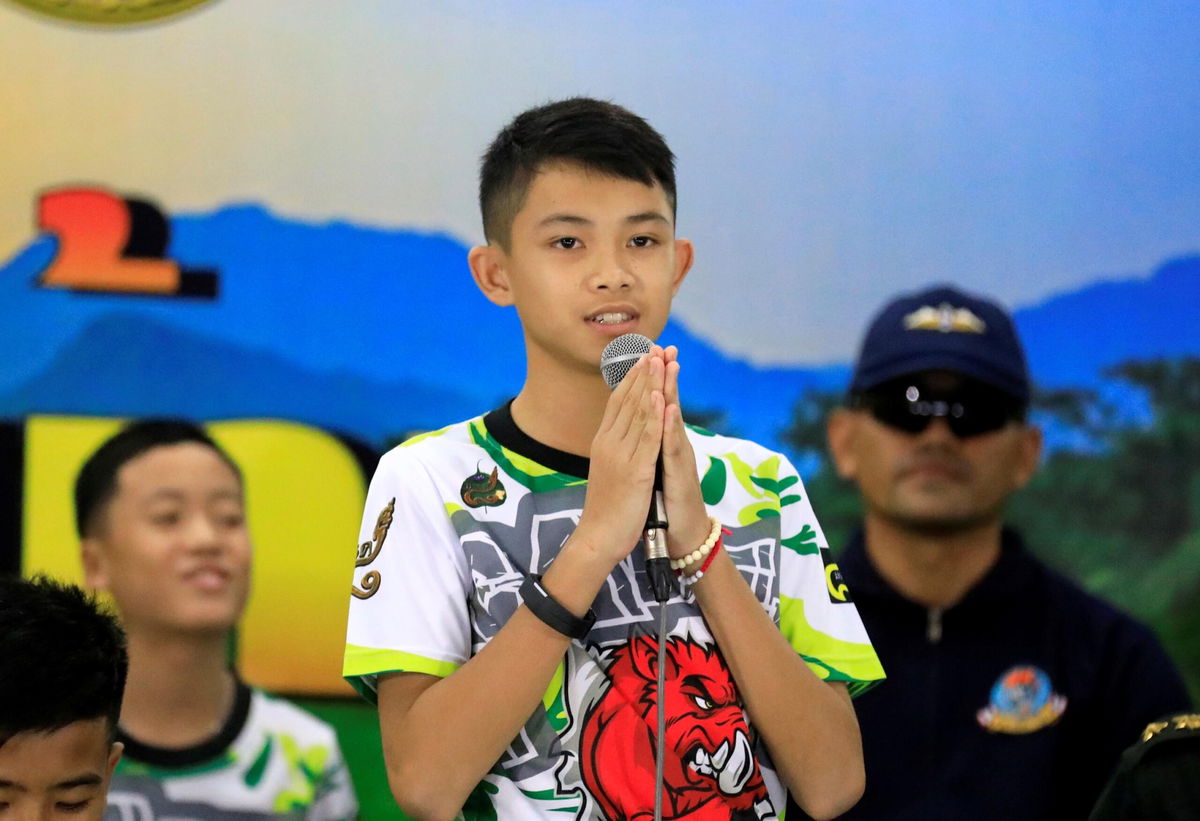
[625,211,670,225]
[143,488,186,503]
[537,213,592,228]
[536,211,671,228]
[53,773,103,789]
[0,778,25,789]
[142,487,242,504]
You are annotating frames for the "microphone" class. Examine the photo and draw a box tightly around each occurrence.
[600,333,675,603]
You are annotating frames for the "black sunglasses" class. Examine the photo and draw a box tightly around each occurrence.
[852,377,1026,438]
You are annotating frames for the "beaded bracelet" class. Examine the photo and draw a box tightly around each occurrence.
[670,516,723,572]
[679,535,722,586]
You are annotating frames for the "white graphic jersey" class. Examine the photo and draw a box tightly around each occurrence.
[344,405,883,820]
[105,684,356,820]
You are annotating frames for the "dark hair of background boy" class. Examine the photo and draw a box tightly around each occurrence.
[74,419,242,540]
[0,575,128,745]
[479,96,678,249]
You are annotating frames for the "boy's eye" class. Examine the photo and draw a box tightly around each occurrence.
[221,513,245,528]
[552,237,580,249]
[149,510,182,527]
[55,800,91,813]
[629,235,656,248]
[211,503,246,529]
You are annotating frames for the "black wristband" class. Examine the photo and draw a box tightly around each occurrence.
[519,574,596,640]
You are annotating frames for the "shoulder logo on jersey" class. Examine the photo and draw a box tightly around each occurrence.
[976,664,1067,734]
[580,635,773,820]
[819,546,852,604]
[461,464,507,508]
[352,497,393,600]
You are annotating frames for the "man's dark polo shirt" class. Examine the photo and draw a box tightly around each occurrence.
[789,528,1191,821]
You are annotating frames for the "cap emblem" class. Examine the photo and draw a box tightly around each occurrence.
[904,302,987,334]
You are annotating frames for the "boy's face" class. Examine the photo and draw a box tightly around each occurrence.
[472,161,693,377]
[0,718,121,820]
[82,442,252,638]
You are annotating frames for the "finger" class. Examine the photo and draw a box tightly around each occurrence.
[626,356,664,444]
[647,347,667,395]
[664,359,681,411]
[602,354,648,438]
[631,389,666,467]
[665,401,699,464]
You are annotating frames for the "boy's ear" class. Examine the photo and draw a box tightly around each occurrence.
[81,536,110,592]
[107,741,123,779]
[670,238,695,295]
[468,244,514,307]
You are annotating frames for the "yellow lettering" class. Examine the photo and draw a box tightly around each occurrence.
[825,561,849,602]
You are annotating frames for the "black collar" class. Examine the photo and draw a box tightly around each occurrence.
[483,400,590,479]
[117,678,252,769]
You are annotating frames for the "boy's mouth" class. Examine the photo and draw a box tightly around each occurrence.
[588,311,635,325]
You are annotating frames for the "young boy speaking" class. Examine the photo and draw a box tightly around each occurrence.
[343,98,884,821]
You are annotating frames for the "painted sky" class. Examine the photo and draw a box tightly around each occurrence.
[2,0,1198,364]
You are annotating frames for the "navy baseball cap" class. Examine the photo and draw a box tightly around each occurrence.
[848,284,1030,404]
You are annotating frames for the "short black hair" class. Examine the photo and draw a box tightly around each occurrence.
[74,419,241,539]
[479,96,677,248]
[0,574,128,746]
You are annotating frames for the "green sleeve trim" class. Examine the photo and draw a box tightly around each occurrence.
[778,595,885,697]
[400,423,456,447]
[343,644,461,681]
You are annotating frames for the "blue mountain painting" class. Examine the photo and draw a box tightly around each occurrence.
[1,204,1197,461]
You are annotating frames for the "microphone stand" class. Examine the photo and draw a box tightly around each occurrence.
[645,458,673,821]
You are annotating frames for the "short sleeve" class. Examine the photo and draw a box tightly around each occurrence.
[343,445,472,703]
[773,455,885,696]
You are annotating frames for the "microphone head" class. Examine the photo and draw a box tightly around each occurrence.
[600,333,653,389]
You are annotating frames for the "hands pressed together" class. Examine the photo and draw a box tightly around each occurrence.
[572,344,712,571]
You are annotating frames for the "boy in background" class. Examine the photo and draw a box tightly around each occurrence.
[0,574,127,820]
[76,420,357,819]
[344,97,884,820]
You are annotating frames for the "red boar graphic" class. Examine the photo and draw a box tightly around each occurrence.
[579,636,771,820]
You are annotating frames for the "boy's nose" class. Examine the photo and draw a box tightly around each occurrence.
[590,254,634,291]
[183,514,223,552]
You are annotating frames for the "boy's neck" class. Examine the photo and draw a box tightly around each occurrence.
[119,628,238,749]
[511,362,613,458]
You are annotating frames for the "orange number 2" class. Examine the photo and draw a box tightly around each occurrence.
[38,187,181,294]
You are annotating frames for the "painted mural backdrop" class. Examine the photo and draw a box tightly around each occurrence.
[2,1,1198,815]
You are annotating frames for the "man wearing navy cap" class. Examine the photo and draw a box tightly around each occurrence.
[788,285,1191,820]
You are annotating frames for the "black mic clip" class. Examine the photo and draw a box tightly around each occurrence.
[643,487,674,604]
